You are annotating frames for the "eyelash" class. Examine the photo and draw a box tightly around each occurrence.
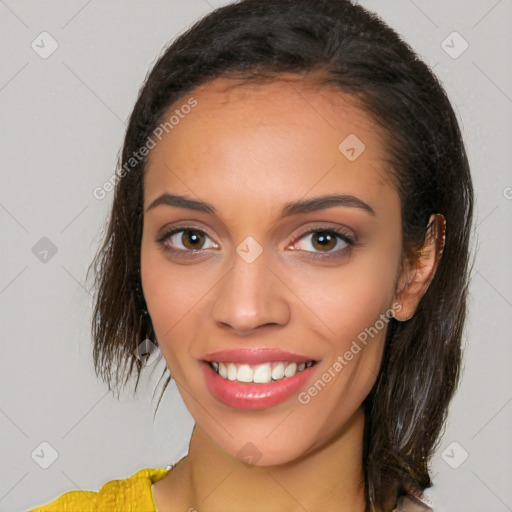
[291,226,355,260]
[156,225,355,260]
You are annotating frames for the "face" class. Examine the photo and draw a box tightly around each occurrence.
[140,76,404,466]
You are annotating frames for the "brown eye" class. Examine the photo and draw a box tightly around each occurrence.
[157,227,219,254]
[294,229,352,253]
[311,232,337,252]
[181,229,206,250]
[289,227,355,261]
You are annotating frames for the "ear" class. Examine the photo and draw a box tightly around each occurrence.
[393,213,446,322]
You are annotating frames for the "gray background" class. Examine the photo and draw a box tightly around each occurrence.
[1,1,511,511]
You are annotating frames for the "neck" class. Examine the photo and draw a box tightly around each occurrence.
[177,407,367,512]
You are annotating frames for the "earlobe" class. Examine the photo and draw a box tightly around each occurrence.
[393,213,446,322]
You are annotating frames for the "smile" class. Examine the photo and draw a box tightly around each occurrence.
[208,361,314,383]
[201,349,319,409]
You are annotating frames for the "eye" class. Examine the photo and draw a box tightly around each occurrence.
[289,227,355,259]
[156,225,355,260]
[157,227,219,253]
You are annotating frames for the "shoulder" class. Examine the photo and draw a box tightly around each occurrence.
[28,467,170,512]
[395,492,434,511]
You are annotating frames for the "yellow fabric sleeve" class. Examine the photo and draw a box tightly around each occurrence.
[28,467,170,512]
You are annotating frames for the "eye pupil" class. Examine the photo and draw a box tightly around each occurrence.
[312,232,336,251]
[182,230,204,250]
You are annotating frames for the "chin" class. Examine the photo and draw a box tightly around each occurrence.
[214,429,315,468]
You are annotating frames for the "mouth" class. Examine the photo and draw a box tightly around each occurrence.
[200,349,319,409]
[207,360,315,384]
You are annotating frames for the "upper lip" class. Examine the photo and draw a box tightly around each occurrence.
[203,348,316,364]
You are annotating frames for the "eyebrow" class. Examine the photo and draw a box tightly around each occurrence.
[145,193,376,217]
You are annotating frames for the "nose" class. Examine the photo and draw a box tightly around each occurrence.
[211,249,291,335]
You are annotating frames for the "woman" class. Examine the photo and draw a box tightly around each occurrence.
[30,0,473,510]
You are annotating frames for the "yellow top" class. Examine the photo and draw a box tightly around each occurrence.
[29,464,432,511]
[28,466,170,512]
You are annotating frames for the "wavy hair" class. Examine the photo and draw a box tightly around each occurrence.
[87,1,474,510]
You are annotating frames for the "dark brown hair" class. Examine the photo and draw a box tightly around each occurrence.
[87,1,474,510]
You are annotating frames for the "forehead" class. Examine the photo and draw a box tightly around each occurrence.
[144,76,394,214]
[165,75,380,137]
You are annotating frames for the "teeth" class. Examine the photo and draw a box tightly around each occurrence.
[227,363,237,381]
[237,364,253,383]
[284,362,297,378]
[209,360,313,383]
[253,364,272,384]
[271,362,285,380]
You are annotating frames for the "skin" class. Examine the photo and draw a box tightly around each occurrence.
[141,75,443,512]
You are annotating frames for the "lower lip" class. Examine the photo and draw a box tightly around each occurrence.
[201,361,316,409]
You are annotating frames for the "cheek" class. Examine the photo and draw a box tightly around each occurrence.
[140,238,209,370]
[140,245,246,396]
[289,250,399,346]
[287,271,394,455]
[282,241,399,409]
